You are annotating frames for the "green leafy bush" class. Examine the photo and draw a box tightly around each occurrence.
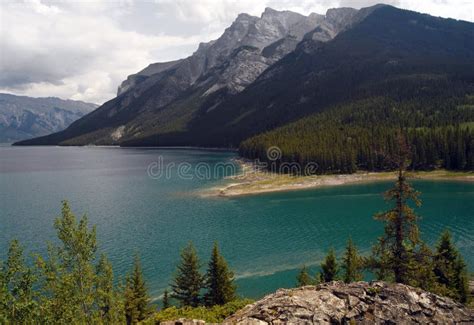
[145,299,253,324]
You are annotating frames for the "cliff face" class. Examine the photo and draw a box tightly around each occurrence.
[117,59,183,96]
[223,281,474,324]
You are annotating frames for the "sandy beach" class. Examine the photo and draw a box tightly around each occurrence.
[206,160,474,197]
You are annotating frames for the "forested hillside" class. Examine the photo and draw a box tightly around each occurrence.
[240,95,474,173]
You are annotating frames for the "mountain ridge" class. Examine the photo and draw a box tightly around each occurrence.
[14,5,474,153]
[0,93,97,143]
[13,5,377,146]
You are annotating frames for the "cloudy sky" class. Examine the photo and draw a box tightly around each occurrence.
[0,0,472,105]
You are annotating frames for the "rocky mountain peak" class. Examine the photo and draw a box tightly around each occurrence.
[235,12,255,21]
[117,6,366,97]
[261,7,305,21]
[325,7,358,29]
[262,7,278,16]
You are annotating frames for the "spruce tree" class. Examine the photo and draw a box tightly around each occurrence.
[204,242,236,306]
[320,249,339,282]
[171,242,203,307]
[434,230,470,303]
[341,238,364,283]
[372,137,421,284]
[407,243,439,293]
[124,256,150,324]
[162,289,170,309]
[296,265,313,286]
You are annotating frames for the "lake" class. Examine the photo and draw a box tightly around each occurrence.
[1,146,473,300]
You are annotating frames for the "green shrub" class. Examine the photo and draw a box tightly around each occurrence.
[145,299,253,323]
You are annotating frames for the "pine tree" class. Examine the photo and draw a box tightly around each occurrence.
[296,265,313,286]
[204,242,236,306]
[320,249,339,283]
[434,230,470,303]
[124,255,150,324]
[341,238,364,283]
[372,136,421,284]
[171,242,203,307]
[162,289,170,309]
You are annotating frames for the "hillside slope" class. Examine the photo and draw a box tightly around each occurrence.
[239,96,474,173]
[172,5,474,148]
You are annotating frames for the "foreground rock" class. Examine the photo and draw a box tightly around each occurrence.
[224,281,474,324]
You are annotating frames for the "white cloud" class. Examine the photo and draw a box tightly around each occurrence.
[0,0,472,104]
[398,0,473,22]
[0,0,207,104]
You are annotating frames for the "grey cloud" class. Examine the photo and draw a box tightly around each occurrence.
[0,39,95,89]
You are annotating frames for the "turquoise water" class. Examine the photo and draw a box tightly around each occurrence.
[1,146,473,300]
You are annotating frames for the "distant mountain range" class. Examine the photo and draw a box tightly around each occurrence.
[0,93,97,143]
[15,4,474,164]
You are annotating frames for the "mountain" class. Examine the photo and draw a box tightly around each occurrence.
[14,6,365,146]
[168,4,474,148]
[15,5,474,154]
[0,93,97,143]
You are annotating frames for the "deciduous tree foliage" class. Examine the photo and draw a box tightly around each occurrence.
[0,240,37,323]
[36,200,100,323]
[96,254,124,323]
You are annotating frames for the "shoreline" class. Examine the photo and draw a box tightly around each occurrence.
[209,160,474,197]
[6,144,238,152]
